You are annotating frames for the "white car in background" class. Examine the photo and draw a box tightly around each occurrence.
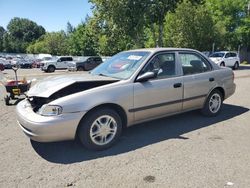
[41,56,75,72]
[209,51,240,70]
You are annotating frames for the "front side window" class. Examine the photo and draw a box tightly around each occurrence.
[67,57,73,61]
[95,57,102,61]
[141,53,176,79]
[59,57,66,62]
[180,53,211,75]
[231,53,237,57]
[225,53,230,58]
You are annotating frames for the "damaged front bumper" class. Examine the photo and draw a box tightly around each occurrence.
[16,99,86,142]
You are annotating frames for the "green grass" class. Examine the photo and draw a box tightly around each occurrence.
[241,61,249,65]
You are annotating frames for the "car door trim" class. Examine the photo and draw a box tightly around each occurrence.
[128,94,207,112]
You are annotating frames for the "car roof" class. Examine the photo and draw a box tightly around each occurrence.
[213,51,237,53]
[127,47,202,53]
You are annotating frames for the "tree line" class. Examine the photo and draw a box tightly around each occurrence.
[0,0,249,56]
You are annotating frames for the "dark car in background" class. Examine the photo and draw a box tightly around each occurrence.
[68,56,103,71]
[19,59,33,68]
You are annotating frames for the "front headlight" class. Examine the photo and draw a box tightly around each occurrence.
[38,105,63,116]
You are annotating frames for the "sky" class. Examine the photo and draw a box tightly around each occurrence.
[0,0,92,32]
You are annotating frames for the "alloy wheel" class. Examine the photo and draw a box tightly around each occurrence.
[89,115,118,146]
[209,93,221,113]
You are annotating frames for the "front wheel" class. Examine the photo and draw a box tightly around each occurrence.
[201,89,223,117]
[78,108,122,150]
[77,66,84,71]
[47,65,55,73]
[220,62,225,67]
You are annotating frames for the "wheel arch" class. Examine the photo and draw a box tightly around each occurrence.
[47,64,56,72]
[77,65,85,71]
[75,103,128,138]
[205,86,225,104]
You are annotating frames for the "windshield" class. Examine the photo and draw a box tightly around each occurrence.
[210,52,225,58]
[91,51,150,79]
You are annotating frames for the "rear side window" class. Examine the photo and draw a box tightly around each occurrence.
[60,57,72,61]
[231,53,237,57]
[179,52,211,75]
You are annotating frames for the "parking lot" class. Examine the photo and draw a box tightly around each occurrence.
[0,66,250,188]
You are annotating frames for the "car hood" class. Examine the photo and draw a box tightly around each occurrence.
[27,74,118,98]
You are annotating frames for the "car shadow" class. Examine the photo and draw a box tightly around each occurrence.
[31,104,249,164]
[238,65,250,70]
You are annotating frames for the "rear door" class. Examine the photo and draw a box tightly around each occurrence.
[132,52,183,122]
[224,53,233,66]
[178,51,216,110]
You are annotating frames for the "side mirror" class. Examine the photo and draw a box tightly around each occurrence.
[57,59,61,62]
[136,72,156,82]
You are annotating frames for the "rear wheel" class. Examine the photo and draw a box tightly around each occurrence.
[233,62,239,70]
[201,89,223,117]
[78,108,122,150]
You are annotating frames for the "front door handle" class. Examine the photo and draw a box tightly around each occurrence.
[173,83,182,88]
[209,77,214,82]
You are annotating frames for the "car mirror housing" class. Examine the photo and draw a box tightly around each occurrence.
[136,72,156,82]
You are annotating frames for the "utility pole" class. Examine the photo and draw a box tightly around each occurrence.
[248,1,250,15]
[212,43,215,53]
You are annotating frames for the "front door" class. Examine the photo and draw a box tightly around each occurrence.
[132,52,183,122]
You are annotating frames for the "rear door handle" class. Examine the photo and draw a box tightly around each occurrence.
[209,77,214,82]
[173,83,182,88]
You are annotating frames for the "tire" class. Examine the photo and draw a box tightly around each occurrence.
[77,66,84,71]
[4,96,10,106]
[201,89,223,117]
[232,62,239,70]
[220,62,225,67]
[78,108,122,150]
[47,65,55,73]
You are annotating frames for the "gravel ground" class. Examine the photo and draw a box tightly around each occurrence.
[0,66,250,188]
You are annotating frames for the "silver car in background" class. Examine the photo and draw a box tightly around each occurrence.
[16,48,236,150]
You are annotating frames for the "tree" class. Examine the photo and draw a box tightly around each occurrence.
[6,17,45,52]
[66,22,75,35]
[206,0,248,50]
[67,20,98,56]
[90,0,149,48]
[145,0,181,47]
[0,26,6,52]
[164,0,217,51]
[27,31,69,55]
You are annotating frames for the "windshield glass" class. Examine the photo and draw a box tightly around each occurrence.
[91,51,150,79]
[210,52,225,58]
